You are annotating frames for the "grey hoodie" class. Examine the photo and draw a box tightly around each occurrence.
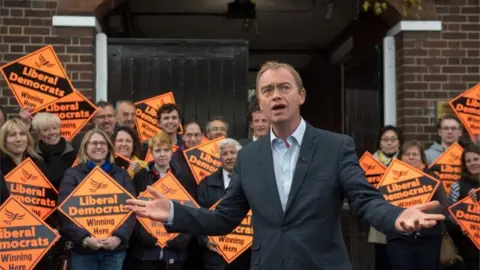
[425,141,445,165]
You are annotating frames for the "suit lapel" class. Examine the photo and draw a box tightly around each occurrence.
[259,135,284,218]
[284,124,317,215]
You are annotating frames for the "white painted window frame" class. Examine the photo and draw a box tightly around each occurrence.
[382,20,442,126]
[52,15,108,102]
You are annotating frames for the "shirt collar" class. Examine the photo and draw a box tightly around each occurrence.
[270,118,306,146]
[222,169,231,179]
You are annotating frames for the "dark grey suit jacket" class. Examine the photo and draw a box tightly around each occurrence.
[166,123,404,270]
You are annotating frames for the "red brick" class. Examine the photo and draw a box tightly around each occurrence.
[8,27,22,35]
[441,49,466,57]
[30,36,44,44]
[442,15,467,23]
[3,35,30,43]
[462,6,480,14]
[468,50,480,57]
[461,24,480,31]
[10,9,23,17]
[461,41,480,48]
[3,18,29,26]
[9,45,23,53]
[442,66,466,73]
[23,27,51,35]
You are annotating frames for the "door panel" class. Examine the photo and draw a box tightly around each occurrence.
[107,39,249,139]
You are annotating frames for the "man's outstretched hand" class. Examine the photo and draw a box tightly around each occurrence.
[395,201,445,233]
[125,186,170,223]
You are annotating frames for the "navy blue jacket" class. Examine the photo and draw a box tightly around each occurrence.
[58,162,136,254]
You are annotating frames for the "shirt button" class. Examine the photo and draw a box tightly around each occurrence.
[281,227,287,232]
[280,256,284,262]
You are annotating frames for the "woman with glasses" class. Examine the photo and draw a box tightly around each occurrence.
[368,125,404,270]
[58,128,136,270]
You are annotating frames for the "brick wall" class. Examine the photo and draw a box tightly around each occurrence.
[0,0,96,119]
[395,0,480,145]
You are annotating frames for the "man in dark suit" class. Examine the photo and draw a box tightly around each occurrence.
[126,61,445,270]
[238,100,269,147]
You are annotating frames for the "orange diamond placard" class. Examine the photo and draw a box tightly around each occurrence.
[449,83,480,140]
[208,200,253,264]
[448,187,480,250]
[135,92,183,142]
[0,45,75,110]
[359,151,387,188]
[184,136,224,184]
[5,158,58,220]
[0,196,60,270]
[428,142,463,194]
[32,90,98,141]
[136,172,199,248]
[57,167,135,238]
[377,159,440,208]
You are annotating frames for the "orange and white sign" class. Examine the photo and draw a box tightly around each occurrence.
[136,172,199,248]
[359,151,387,188]
[448,187,480,250]
[32,90,97,141]
[377,159,440,208]
[208,200,253,264]
[0,196,60,270]
[57,167,135,238]
[5,158,57,220]
[0,45,75,110]
[449,83,480,140]
[184,137,224,184]
[428,142,463,194]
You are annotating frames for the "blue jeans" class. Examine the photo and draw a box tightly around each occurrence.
[71,251,126,270]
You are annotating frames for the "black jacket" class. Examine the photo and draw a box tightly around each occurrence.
[36,138,77,190]
[197,169,251,270]
[58,162,136,254]
[0,172,8,205]
[129,161,192,262]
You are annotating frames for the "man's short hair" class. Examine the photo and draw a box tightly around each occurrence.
[96,100,114,109]
[184,120,203,133]
[437,115,462,129]
[157,103,182,121]
[256,61,303,94]
[116,100,135,110]
[206,115,229,132]
[218,138,242,153]
[247,99,262,122]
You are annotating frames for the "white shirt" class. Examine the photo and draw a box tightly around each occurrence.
[222,169,231,190]
[270,118,306,211]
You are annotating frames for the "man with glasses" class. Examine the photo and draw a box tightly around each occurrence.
[425,115,463,165]
[72,101,117,151]
[205,116,228,140]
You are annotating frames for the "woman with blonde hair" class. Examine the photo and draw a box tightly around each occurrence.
[31,112,77,189]
[58,128,136,270]
[0,118,53,269]
[0,118,48,176]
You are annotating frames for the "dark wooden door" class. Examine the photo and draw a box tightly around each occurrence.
[107,39,249,139]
